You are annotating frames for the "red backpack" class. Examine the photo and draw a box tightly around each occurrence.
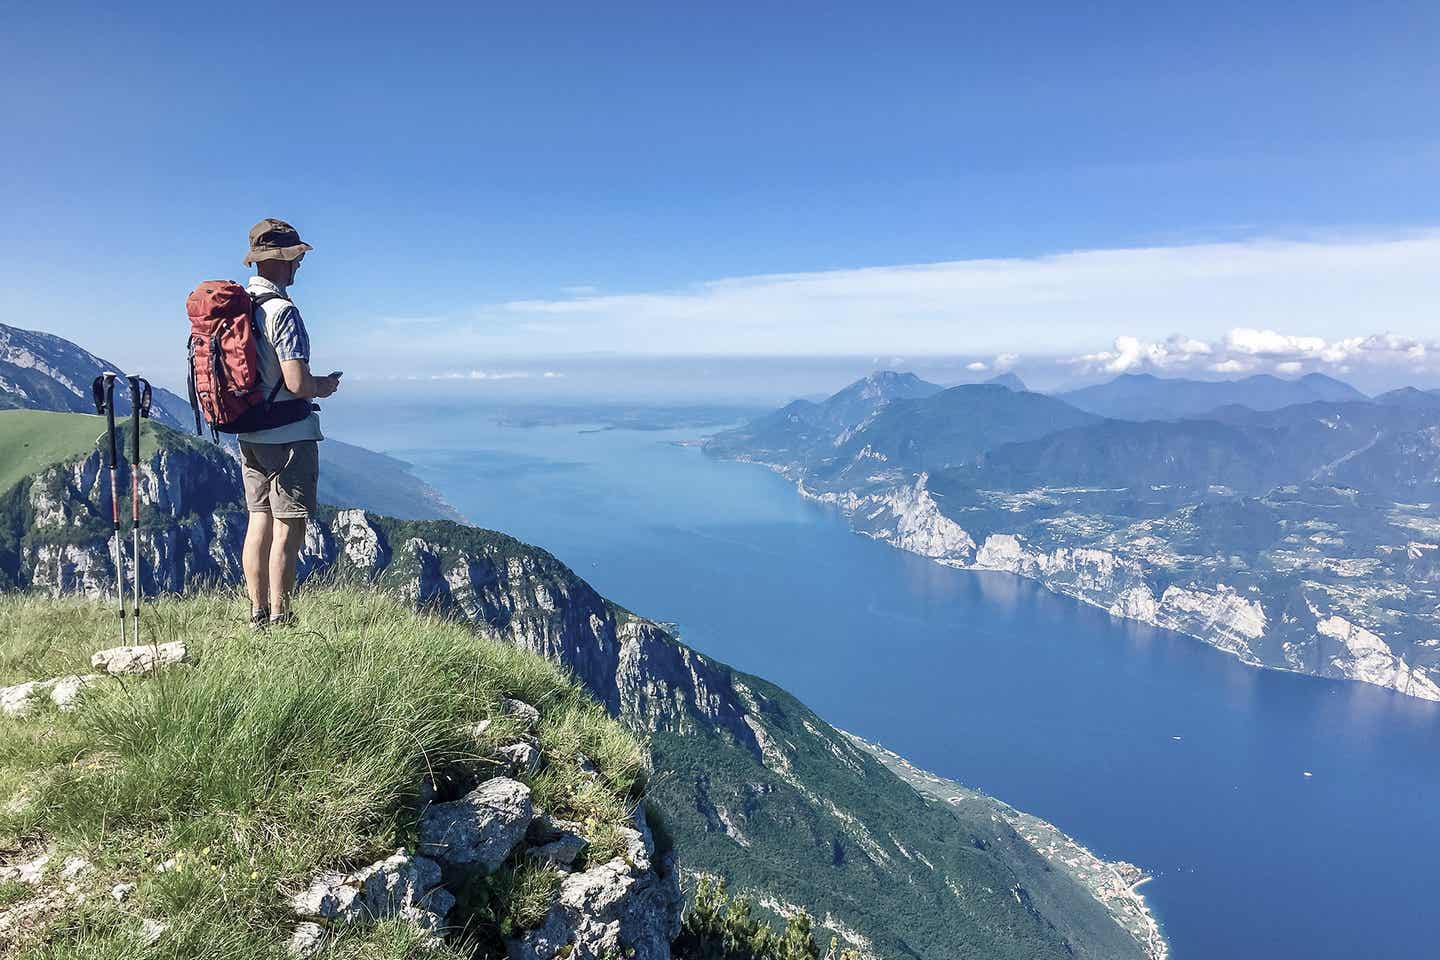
[185,281,313,436]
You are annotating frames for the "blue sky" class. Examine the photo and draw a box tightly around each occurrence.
[3,2,1438,389]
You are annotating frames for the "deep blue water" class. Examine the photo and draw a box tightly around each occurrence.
[333,411,1440,960]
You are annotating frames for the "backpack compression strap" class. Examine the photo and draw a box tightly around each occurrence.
[186,336,203,435]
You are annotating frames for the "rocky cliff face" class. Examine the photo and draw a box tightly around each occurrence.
[785,470,1440,702]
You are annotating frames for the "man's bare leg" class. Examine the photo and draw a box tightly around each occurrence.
[243,512,273,617]
[269,516,307,619]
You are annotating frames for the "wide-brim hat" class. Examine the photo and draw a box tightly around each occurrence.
[243,218,313,266]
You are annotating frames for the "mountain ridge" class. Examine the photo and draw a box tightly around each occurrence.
[1057,371,1368,421]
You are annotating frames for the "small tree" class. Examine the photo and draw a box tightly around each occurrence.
[776,913,820,960]
[676,878,825,960]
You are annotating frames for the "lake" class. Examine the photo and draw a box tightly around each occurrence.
[330,407,1440,960]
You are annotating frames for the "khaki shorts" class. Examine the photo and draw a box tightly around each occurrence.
[240,440,319,518]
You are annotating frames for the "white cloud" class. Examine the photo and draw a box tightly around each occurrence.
[1070,333,1221,373]
[1225,328,1329,357]
[348,229,1440,369]
[966,360,989,371]
[1067,329,1439,377]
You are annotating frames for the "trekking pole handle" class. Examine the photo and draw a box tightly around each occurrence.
[92,373,120,469]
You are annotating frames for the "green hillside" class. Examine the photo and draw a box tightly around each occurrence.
[0,410,114,493]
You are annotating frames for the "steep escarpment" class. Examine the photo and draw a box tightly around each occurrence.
[0,413,1162,960]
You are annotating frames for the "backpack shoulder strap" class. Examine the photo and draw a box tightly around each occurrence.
[248,290,298,407]
[248,290,294,334]
[249,290,286,318]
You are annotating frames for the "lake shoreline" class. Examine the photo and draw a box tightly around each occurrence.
[722,452,1440,705]
[847,733,1169,960]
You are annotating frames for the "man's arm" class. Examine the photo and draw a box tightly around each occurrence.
[280,359,339,399]
[268,304,337,399]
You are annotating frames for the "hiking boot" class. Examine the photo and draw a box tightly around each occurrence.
[269,611,299,629]
[249,609,270,631]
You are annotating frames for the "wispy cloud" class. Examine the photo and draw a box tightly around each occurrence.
[371,370,568,382]
[349,229,1440,372]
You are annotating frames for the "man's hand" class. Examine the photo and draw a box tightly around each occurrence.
[279,359,341,399]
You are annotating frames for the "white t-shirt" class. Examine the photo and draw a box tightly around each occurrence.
[238,276,324,444]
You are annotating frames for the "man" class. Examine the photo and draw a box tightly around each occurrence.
[239,218,340,628]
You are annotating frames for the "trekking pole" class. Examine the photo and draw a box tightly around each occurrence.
[90,373,127,644]
[126,376,153,639]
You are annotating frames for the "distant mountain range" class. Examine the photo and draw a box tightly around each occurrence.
[1376,386,1440,410]
[824,384,1097,476]
[706,369,1440,702]
[1,322,194,426]
[0,321,461,523]
[1057,372,1367,420]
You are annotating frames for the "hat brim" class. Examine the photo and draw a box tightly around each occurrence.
[243,242,312,266]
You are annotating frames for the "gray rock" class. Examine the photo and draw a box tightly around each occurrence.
[1,674,106,718]
[333,509,390,573]
[0,852,49,885]
[499,741,541,776]
[90,641,188,676]
[619,806,657,873]
[504,854,682,960]
[419,777,533,872]
[291,869,359,920]
[291,850,451,926]
[527,832,589,868]
[399,903,451,932]
[351,851,448,919]
[49,674,104,710]
[501,697,541,732]
[528,814,586,844]
[111,883,136,902]
[1,681,45,719]
[288,921,325,958]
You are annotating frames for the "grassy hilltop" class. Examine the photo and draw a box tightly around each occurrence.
[0,411,121,494]
[0,588,650,959]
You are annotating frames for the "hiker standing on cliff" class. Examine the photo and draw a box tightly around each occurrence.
[239,219,340,629]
